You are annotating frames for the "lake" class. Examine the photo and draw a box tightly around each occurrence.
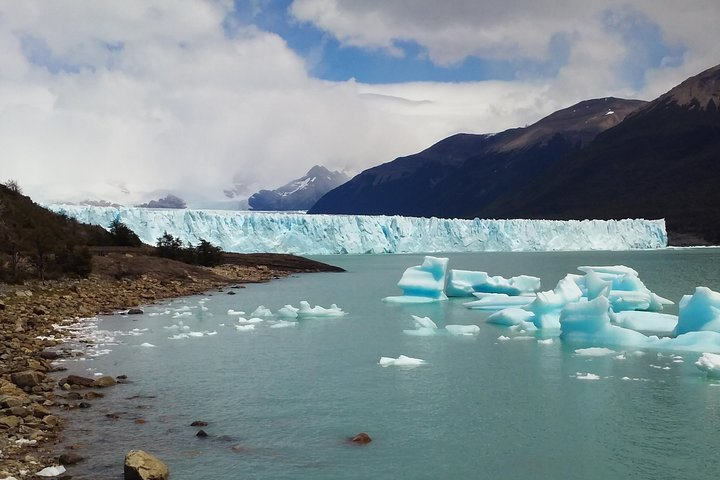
[56,249,720,479]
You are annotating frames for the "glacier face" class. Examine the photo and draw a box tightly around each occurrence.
[48,205,667,255]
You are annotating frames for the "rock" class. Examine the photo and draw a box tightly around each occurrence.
[190,420,208,427]
[59,452,84,465]
[0,299,5,310]
[33,306,47,315]
[43,415,61,427]
[196,429,209,438]
[0,415,21,428]
[39,350,61,360]
[124,450,170,480]
[0,395,25,408]
[226,291,236,295]
[10,370,44,388]
[93,376,117,388]
[79,402,92,409]
[347,432,372,444]
[84,391,105,400]
[61,375,96,388]
[127,308,144,315]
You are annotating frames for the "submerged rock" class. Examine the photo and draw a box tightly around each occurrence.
[124,450,170,480]
[347,432,372,444]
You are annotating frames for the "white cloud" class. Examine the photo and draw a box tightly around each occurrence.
[0,0,717,207]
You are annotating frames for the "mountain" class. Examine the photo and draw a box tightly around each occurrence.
[309,63,720,244]
[249,165,349,211]
[309,97,645,217]
[137,194,186,209]
[485,63,720,244]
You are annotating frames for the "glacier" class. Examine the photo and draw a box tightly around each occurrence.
[48,205,667,255]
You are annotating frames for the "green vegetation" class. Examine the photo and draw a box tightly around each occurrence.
[0,181,114,282]
[109,218,142,247]
[156,232,224,267]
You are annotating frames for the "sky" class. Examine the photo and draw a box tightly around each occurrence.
[0,0,718,207]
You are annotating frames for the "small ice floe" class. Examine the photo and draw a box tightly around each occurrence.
[297,301,347,318]
[235,324,255,332]
[227,309,245,316]
[537,338,554,345]
[250,306,273,317]
[237,317,264,325]
[574,372,601,380]
[276,305,299,318]
[696,352,720,378]
[487,308,535,326]
[445,325,480,336]
[174,305,194,312]
[574,347,616,357]
[169,330,216,339]
[140,343,156,348]
[497,335,511,341]
[403,315,438,336]
[36,465,66,477]
[378,355,425,368]
[172,311,193,319]
[270,320,297,329]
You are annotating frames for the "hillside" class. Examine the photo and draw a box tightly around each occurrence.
[485,64,720,244]
[309,98,645,217]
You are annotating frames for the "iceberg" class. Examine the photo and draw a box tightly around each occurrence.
[674,287,720,335]
[445,325,480,335]
[695,352,720,377]
[47,204,667,254]
[463,293,535,310]
[383,256,449,304]
[403,315,439,336]
[487,308,535,326]
[378,355,425,367]
[296,301,347,318]
[614,311,678,334]
[446,270,540,297]
[576,266,673,312]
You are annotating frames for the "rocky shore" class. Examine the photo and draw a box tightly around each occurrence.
[0,251,342,478]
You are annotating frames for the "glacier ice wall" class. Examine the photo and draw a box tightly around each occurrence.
[48,205,667,255]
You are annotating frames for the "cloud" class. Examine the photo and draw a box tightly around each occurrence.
[0,1,717,207]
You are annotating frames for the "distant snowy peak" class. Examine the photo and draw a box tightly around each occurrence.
[248,165,349,211]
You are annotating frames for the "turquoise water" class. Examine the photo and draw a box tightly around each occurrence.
[58,250,720,479]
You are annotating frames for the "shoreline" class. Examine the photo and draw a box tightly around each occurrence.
[0,252,342,478]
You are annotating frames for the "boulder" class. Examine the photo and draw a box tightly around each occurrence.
[124,450,170,480]
[127,308,144,315]
[61,375,96,388]
[190,420,208,427]
[10,370,44,388]
[93,376,117,388]
[59,452,85,465]
[0,299,5,310]
[0,415,21,428]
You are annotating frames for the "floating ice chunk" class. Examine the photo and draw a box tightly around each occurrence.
[235,324,255,332]
[574,373,601,380]
[487,308,535,326]
[140,343,156,348]
[574,347,616,356]
[276,305,299,318]
[498,335,511,341]
[411,315,437,329]
[383,256,448,303]
[237,317,264,324]
[297,301,347,318]
[674,287,720,335]
[653,331,720,353]
[696,353,720,377]
[583,270,612,300]
[270,320,297,328]
[250,305,273,317]
[463,293,535,310]
[554,275,583,304]
[403,327,438,336]
[378,355,425,367]
[227,309,245,316]
[445,325,480,335]
[36,466,66,477]
[172,311,193,318]
[614,311,678,334]
[537,338,554,345]
[578,265,639,277]
[560,296,649,348]
[446,269,540,297]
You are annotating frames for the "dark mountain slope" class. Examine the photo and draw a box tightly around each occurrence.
[487,64,720,243]
[309,98,644,216]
